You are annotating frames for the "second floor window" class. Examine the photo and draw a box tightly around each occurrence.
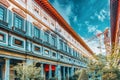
[44,32,49,42]
[0,6,6,21]
[34,27,40,39]
[51,36,56,47]
[64,43,67,52]
[60,40,63,50]
[14,15,23,30]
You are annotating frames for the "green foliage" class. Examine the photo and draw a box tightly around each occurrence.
[87,52,120,80]
[14,63,44,80]
[49,77,57,80]
[77,69,88,80]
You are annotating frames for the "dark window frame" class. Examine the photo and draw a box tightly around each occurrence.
[59,39,63,50]
[51,35,56,47]
[44,49,49,55]
[44,32,49,42]
[14,14,24,30]
[13,38,24,48]
[52,52,56,57]
[0,32,6,42]
[34,27,40,39]
[34,45,41,52]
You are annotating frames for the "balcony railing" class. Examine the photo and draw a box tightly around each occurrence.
[0,20,8,29]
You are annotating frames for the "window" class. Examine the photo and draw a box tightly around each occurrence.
[59,40,63,50]
[44,16,47,20]
[14,38,23,47]
[52,52,56,57]
[51,23,54,26]
[60,55,64,59]
[44,50,49,55]
[0,33,5,42]
[34,46,40,52]
[44,32,49,42]
[34,5,39,13]
[14,15,23,30]
[51,35,56,47]
[68,47,71,53]
[64,43,67,52]
[34,27,40,39]
[0,6,6,21]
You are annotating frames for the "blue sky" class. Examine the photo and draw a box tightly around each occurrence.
[49,0,110,54]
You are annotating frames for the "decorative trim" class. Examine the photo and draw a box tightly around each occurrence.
[0,0,10,8]
[33,21,42,28]
[12,8,26,18]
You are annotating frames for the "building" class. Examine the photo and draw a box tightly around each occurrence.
[0,0,94,80]
[110,0,120,49]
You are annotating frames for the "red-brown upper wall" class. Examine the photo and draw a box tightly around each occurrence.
[35,0,94,55]
[110,0,120,46]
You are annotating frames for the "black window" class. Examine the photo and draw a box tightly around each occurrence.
[52,52,56,57]
[14,38,23,47]
[34,46,40,52]
[34,27,40,39]
[60,55,63,59]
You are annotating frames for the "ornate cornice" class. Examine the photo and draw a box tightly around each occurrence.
[0,0,10,8]
[12,8,26,18]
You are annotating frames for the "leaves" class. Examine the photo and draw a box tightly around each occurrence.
[14,63,44,80]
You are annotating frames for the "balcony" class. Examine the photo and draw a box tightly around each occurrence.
[0,20,8,30]
[12,26,26,36]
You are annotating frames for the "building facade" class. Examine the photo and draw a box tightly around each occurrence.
[110,0,120,48]
[0,0,93,80]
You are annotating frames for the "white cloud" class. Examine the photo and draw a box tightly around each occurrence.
[95,9,108,22]
[82,37,106,54]
[52,0,72,24]
[88,26,97,33]
[73,16,77,22]
[85,21,98,33]
[90,16,94,19]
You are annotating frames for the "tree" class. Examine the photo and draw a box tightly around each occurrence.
[14,63,44,80]
[77,69,88,80]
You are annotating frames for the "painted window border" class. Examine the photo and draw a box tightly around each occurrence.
[14,13,24,30]
[0,32,6,43]
[0,5,7,22]
[13,37,24,48]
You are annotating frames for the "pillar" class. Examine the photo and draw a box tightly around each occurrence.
[67,67,69,80]
[71,67,74,76]
[63,67,65,80]
[49,64,52,79]
[56,65,61,80]
[4,58,10,80]
[41,64,44,77]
